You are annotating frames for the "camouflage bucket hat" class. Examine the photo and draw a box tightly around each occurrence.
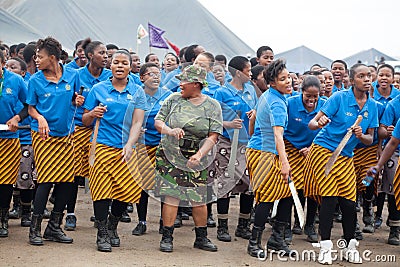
[175,65,208,87]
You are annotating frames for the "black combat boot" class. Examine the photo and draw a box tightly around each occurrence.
[267,220,292,256]
[247,225,265,258]
[20,202,32,227]
[217,218,231,242]
[235,217,252,239]
[8,193,21,219]
[160,226,174,252]
[96,220,111,252]
[0,208,9,237]
[362,199,375,233]
[43,211,73,243]
[29,214,43,245]
[107,213,121,247]
[194,226,218,251]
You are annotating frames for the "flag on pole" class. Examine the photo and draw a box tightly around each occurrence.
[148,22,169,49]
[137,24,148,44]
[165,38,180,56]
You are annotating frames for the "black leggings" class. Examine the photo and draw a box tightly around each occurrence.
[319,196,356,244]
[0,184,13,209]
[388,194,400,221]
[33,182,74,215]
[217,193,254,215]
[254,197,293,227]
[375,192,386,218]
[66,176,82,213]
[20,189,34,204]
[93,199,127,222]
[136,190,149,222]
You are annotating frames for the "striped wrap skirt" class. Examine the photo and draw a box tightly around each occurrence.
[353,144,378,193]
[304,144,357,202]
[136,143,157,190]
[0,138,21,185]
[247,148,292,203]
[31,131,75,184]
[284,139,306,190]
[73,126,92,178]
[89,143,142,203]
[393,160,400,210]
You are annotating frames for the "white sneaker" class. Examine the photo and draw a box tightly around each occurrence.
[312,240,333,265]
[342,239,362,264]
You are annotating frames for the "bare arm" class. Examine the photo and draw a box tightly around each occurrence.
[28,105,49,140]
[354,127,374,146]
[273,126,290,183]
[82,106,107,127]
[308,111,330,130]
[122,109,145,161]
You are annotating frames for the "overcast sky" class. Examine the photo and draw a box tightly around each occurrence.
[198,0,400,60]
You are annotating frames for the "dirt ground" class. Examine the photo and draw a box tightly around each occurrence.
[0,188,399,267]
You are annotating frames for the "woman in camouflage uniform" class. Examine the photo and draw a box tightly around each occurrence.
[155,65,223,253]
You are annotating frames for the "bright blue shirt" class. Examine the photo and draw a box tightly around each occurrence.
[141,87,172,146]
[284,94,326,149]
[23,72,31,83]
[27,65,81,137]
[380,94,400,127]
[285,90,300,98]
[392,118,400,140]
[83,76,148,149]
[65,58,80,70]
[129,72,143,86]
[75,66,112,127]
[161,68,181,88]
[0,68,28,139]
[373,84,400,107]
[355,99,384,148]
[202,72,221,97]
[313,89,379,157]
[332,83,345,93]
[163,73,181,92]
[213,82,257,144]
[247,87,288,154]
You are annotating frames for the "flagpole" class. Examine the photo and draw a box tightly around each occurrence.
[136,40,139,55]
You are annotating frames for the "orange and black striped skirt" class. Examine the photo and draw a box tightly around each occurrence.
[303,144,357,202]
[0,138,21,185]
[73,126,92,178]
[353,144,378,192]
[245,148,261,183]
[136,143,157,190]
[248,149,291,203]
[284,139,306,190]
[393,158,400,210]
[31,131,75,184]
[89,144,142,203]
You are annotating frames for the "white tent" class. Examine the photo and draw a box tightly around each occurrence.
[1,0,254,59]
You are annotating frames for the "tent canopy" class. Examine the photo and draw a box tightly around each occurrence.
[1,0,254,59]
[343,48,397,67]
[0,7,43,45]
[275,45,332,74]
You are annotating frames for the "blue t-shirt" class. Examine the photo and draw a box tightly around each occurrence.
[0,68,28,139]
[332,83,345,94]
[285,90,300,98]
[75,66,112,127]
[373,84,400,107]
[83,76,148,149]
[161,68,181,88]
[284,94,326,149]
[355,99,384,148]
[129,72,143,86]
[392,118,400,140]
[27,65,81,137]
[313,89,379,157]
[247,87,288,154]
[213,82,257,144]
[141,87,172,146]
[380,94,400,127]
[65,58,80,70]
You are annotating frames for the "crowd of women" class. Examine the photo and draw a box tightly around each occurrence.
[1,37,400,265]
